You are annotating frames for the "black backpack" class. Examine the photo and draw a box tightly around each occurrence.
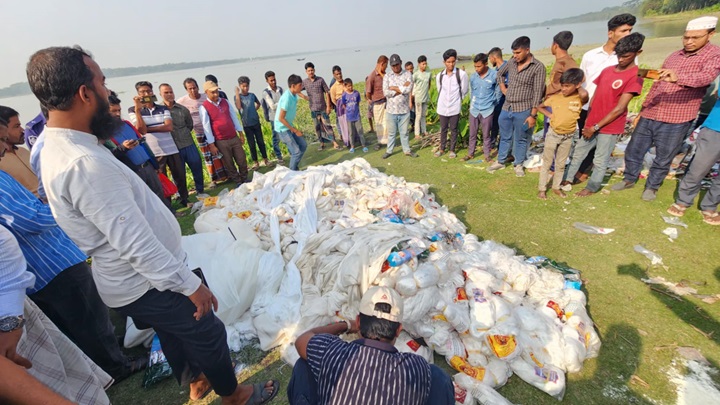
[261,87,283,122]
[437,69,462,99]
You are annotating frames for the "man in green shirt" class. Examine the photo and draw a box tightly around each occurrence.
[412,55,432,139]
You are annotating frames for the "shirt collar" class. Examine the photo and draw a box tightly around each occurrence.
[44,127,103,146]
[353,338,398,353]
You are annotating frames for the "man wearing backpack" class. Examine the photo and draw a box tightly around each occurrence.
[262,71,284,163]
[435,49,469,158]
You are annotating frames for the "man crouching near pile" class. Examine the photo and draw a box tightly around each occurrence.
[289,286,454,404]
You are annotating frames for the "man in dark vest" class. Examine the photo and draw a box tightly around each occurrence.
[199,81,249,186]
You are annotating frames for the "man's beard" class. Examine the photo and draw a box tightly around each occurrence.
[90,91,122,141]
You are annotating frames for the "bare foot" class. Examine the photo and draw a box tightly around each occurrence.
[222,381,276,405]
[537,191,547,200]
[189,374,212,401]
[551,189,567,198]
[576,189,594,197]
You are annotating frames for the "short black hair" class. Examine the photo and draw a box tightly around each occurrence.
[553,31,574,51]
[0,117,7,128]
[288,74,302,87]
[264,71,275,80]
[205,74,219,83]
[442,49,457,61]
[158,83,171,91]
[26,46,95,112]
[511,36,531,50]
[108,91,121,105]
[614,32,645,56]
[304,62,315,70]
[488,47,503,58]
[332,65,341,73]
[135,81,152,91]
[0,106,19,123]
[359,303,401,341]
[417,55,427,63]
[473,53,489,64]
[343,78,353,85]
[183,78,198,89]
[560,68,584,85]
[377,55,389,64]
[608,13,637,31]
[238,76,250,85]
[404,61,414,68]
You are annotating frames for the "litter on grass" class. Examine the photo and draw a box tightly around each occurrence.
[634,245,665,267]
[186,158,601,402]
[573,222,615,235]
[662,216,689,229]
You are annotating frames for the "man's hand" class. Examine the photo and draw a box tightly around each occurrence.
[0,329,32,369]
[390,86,401,95]
[292,128,303,137]
[347,319,359,334]
[581,127,595,139]
[500,84,507,96]
[122,139,138,150]
[188,284,218,321]
[208,143,219,155]
[658,69,678,83]
[133,96,143,111]
[326,106,331,115]
[524,116,536,131]
[238,131,246,145]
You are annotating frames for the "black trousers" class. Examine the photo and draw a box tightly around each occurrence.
[114,288,237,396]
[29,261,129,378]
[439,114,460,152]
[158,153,189,205]
[287,359,320,405]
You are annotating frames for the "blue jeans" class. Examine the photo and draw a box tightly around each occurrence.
[178,144,204,193]
[497,108,532,166]
[564,133,618,192]
[623,117,693,190]
[269,122,283,160]
[386,112,411,154]
[278,130,307,170]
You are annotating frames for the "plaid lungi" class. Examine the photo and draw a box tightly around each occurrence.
[196,133,228,183]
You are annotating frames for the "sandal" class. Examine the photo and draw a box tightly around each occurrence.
[701,210,720,226]
[246,380,279,404]
[666,203,688,217]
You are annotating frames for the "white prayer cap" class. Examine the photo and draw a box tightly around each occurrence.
[686,16,717,31]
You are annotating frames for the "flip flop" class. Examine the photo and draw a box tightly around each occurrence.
[245,380,279,405]
[667,203,687,217]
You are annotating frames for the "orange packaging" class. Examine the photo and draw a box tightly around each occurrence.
[406,339,421,352]
[455,287,468,302]
[413,201,426,216]
[449,356,486,381]
[546,300,564,319]
[486,335,518,359]
[432,314,448,322]
[453,383,468,403]
[236,210,252,219]
[203,196,218,207]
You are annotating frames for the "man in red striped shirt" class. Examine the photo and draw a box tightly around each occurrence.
[613,16,720,201]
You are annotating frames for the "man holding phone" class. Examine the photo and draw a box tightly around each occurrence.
[613,16,720,201]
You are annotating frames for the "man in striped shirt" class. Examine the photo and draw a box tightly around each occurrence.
[288,286,453,405]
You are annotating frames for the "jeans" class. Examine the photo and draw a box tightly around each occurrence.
[244,123,268,161]
[565,133,618,192]
[386,112,411,154]
[677,126,720,211]
[29,261,130,379]
[269,122,283,160]
[439,114,460,152]
[497,108,532,166]
[490,95,505,147]
[539,128,575,191]
[624,117,693,190]
[178,144,204,194]
[279,130,307,170]
[414,102,428,136]
[115,288,237,396]
[468,112,494,158]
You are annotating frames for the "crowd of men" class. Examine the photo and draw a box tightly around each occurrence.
[0,10,719,405]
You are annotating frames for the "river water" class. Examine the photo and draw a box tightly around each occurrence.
[0,18,687,123]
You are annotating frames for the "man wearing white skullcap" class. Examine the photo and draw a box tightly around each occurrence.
[613,15,720,201]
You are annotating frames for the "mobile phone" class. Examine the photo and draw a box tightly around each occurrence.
[137,136,146,144]
[637,68,660,80]
[140,95,158,103]
[191,267,209,287]
[521,121,530,132]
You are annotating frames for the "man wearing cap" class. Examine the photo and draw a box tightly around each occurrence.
[381,54,417,159]
[613,16,720,201]
[199,80,249,187]
[288,286,454,405]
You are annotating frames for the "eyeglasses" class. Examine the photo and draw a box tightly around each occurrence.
[682,32,709,41]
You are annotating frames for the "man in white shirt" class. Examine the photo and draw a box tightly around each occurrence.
[28,46,278,405]
[435,49,469,159]
[262,71,285,163]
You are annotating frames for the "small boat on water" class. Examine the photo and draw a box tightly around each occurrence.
[297,57,306,61]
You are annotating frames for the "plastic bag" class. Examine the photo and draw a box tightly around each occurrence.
[142,334,173,387]
[454,373,514,405]
[158,173,178,198]
[573,222,614,235]
[510,357,566,400]
[123,316,153,348]
[633,245,664,266]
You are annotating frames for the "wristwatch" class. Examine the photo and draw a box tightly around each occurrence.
[0,315,25,332]
[593,124,600,132]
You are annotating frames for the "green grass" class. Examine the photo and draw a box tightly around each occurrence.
[108,76,720,405]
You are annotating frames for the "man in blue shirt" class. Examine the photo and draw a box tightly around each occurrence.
[489,47,508,150]
[667,98,720,225]
[275,74,307,170]
[0,138,146,383]
[107,92,167,208]
[464,53,501,162]
[288,286,454,405]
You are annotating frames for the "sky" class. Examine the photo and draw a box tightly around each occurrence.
[0,0,626,88]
